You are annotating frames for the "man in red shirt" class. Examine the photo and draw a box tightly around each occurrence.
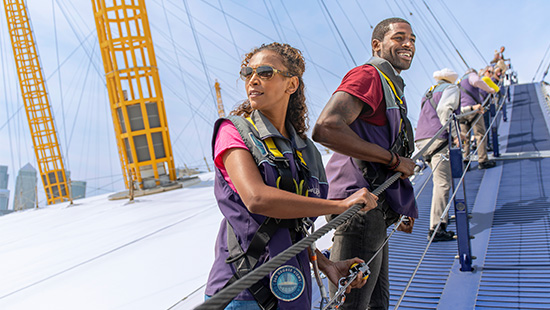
[313,17,417,309]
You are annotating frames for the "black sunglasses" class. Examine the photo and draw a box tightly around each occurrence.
[240,65,293,81]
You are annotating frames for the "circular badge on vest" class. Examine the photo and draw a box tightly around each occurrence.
[270,265,305,302]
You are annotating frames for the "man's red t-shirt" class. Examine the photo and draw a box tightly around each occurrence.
[334,64,387,126]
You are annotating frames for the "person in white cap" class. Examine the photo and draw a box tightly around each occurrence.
[414,68,460,241]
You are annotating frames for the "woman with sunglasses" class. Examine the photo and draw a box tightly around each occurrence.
[204,42,377,309]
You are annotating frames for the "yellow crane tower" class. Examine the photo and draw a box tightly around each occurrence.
[91,0,176,190]
[214,80,225,117]
[3,0,70,205]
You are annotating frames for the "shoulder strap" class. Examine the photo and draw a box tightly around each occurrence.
[245,116,309,195]
[421,84,437,110]
[422,82,452,110]
[220,117,311,309]
[457,82,481,105]
[368,64,415,157]
[223,220,279,310]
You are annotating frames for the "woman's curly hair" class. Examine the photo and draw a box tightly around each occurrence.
[231,42,308,139]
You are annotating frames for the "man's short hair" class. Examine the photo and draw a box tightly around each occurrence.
[372,17,411,42]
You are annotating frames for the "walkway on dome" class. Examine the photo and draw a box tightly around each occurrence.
[382,82,550,309]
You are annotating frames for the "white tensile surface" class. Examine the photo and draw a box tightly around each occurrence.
[0,154,335,310]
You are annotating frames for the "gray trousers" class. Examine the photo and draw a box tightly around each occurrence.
[460,116,488,162]
[416,138,451,230]
[328,198,400,310]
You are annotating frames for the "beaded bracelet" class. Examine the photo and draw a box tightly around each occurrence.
[387,151,395,166]
[387,152,401,171]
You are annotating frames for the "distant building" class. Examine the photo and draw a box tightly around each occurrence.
[0,189,9,212]
[13,163,37,211]
[64,171,86,200]
[0,165,8,189]
[71,180,87,200]
[0,166,9,211]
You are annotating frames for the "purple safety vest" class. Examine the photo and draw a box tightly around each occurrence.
[325,59,418,218]
[205,110,329,309]
[459,73,481,107]
[415,82,458,141]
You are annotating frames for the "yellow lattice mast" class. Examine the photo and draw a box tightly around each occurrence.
[92,0,176,190]
[3,0,70,205]
[214,80,225,118]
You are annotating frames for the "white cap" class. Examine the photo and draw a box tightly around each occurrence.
[433,68,458,84]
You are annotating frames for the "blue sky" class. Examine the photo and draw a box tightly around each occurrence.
[0,0,549,206]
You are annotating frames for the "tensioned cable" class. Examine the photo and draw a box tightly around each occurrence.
[459,80,503,137]
[0,204,217,300]
[397,0,442,69]
[167,284,208,310]
[67,47,96,151]
[0,26,17,188]
[154,0,242,65]
[352,155,447,276]
[45,31,95,82]
[279,0,330,93]
[222,0,346,59]
[189,117,454,310]
[395,155,471,309]
[395,88,508,309]
[354,0,374,29]
[541,61,550,82]
[161,0,210,161]
[269,2,289,43]
[183,0,228,115]
[391,0,410,19]
[438,0,487,64]
[52,0,70,170]
[532,42,550,82]
[194,0,343,79]
[262,0,284,42]
[54,0,106,84]
[319,0,357,66]
[334,1,369,53]
[407,0,460,70]
[217,0,241,60]
[384,0,398,16]
[422,0,469,69]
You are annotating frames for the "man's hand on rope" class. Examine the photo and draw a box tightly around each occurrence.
[397,216,414,234]
[321,257,368,293]
[395,157,416,179]
[472,104,485,114]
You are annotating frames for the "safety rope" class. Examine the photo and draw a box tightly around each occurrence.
[195,89,508,309]
[395,157,472,309]
[189,116,454,310]
[394,87,508,309]
[458,78,505,138]
[322,125,453,309]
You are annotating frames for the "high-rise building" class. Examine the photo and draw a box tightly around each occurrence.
[0,165,8,189]
[0,166,10,212]
[64,171,86,200]
[71,180,87,200]
[13,163,37,211]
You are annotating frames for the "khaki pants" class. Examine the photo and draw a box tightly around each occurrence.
[416,138,451,230]
[460,116,488,163]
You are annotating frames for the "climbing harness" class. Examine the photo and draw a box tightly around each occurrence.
[195,87,495,310]
[377,68,415,158]
[220,116,313,310]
